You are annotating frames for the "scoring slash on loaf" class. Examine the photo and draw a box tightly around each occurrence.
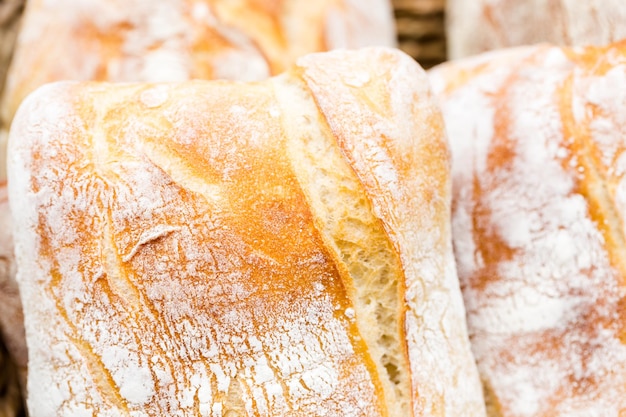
[429,40,626,416]
[8,47,485,416]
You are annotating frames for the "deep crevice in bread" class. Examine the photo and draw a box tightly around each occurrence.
[224,376,245,417]
[273,74,410,417]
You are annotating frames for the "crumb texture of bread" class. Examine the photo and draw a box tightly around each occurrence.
[293,48,486,417]
[8,48,483,416]
[273,63,412,416]
[429,40,626,416]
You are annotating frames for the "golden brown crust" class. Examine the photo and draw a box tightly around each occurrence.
[12,80,384,416]
[0,1,396,408]
[429,40,626,416]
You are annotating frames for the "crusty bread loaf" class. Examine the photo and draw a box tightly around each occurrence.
[446,0,626,59]
[429,40,626,416]
[0,0,397,401]
[8,47,485,416]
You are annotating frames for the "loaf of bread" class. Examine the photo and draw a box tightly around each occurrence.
[0,0,395,130]
[429,40,626,416]
[8,47,485,416]
[0,0,397,395]
[446,0,626,59]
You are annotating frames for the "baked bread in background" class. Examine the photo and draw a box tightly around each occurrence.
[0,0,396,131]
[7,47,485,416]
[429,40,626,416]
[446,0,626,59]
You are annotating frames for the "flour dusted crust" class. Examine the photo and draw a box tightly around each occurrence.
[447,0,626,59]
[8,48,484,416]
[295,49,486,417]
[0,0,395,131]
[429,40,626,416]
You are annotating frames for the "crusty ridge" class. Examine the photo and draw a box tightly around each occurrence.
[273,72,410,417]
[293,47,487,416]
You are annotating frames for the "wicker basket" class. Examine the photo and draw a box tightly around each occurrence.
[393,0,446,69]
[0,338,24,417]
[0,0,22,108]
[0,2,26,415]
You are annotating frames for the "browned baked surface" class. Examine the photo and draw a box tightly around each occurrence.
[0,3,396,414]
[8,47,484,416]
[429,40,626,416]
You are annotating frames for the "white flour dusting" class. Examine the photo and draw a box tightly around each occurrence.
[429,42,626,416]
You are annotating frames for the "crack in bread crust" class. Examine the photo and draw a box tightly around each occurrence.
[273,72,410,417]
